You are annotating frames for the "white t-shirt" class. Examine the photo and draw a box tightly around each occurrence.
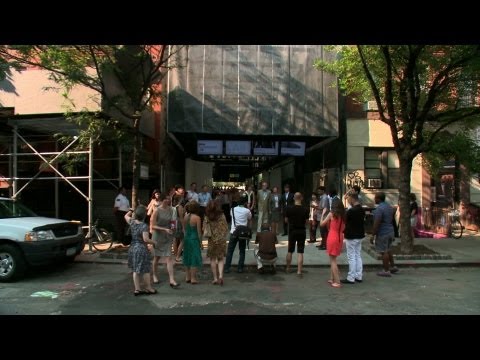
[230,206,252,234]
[114,194,130,212]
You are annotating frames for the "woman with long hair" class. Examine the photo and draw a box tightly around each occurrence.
[204,200,228,285]
[146,189,161,224]
[320,202,346,288]
[182,201,203,284]
[172,194,186,263]
[308,193,320,243]
[150,192,180,289]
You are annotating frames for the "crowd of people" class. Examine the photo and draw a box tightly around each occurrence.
[112,181,404,295]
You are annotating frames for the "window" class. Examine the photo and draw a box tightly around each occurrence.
[364,148,399,189]
[458,76,478,108]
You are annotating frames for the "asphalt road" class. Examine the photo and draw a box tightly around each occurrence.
[0,262,478,315]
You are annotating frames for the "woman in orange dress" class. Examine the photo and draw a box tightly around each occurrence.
[320,203,345,288]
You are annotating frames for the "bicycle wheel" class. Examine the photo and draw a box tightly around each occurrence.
[450,220,463,239]
[91,228,114,251]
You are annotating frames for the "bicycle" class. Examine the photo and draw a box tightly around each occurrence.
[83,219,114,251]
[448,209,464,239]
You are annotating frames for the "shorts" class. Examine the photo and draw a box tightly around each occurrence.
[375,233,395,253]
[287,229,306,253]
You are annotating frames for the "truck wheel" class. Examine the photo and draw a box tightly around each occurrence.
[0,244,27,282]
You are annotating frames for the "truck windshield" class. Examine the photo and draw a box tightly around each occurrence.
[0,199,37,218]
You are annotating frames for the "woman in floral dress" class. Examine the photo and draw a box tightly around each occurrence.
[204,200,228,285]
[125,206,157,296]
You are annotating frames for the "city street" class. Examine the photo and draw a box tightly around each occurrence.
[0,262,478,315]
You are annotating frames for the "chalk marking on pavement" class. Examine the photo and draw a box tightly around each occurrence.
[30,291,59,299]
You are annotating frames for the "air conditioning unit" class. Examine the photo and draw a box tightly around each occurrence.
[367,178,382,188]
[363,101,378,111]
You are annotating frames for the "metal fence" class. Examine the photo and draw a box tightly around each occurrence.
[422,204,480,234]
[421,207,451,235]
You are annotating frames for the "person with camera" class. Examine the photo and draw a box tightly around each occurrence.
[224,195,252,274]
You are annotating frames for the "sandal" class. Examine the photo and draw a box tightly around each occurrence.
[134,290,145,296]
[330,282,342,288]
[144,289,158,295]
[327,279,333,284]
[212,280,219,285]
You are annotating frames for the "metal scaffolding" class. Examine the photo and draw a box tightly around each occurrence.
[0,118,122,252]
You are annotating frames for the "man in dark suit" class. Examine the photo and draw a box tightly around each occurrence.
[281,184,295,236]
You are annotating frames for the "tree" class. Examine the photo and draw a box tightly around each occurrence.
[0,45,182,208]
[315,45,480,253]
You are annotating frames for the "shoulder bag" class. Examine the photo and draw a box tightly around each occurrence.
[232,206,252,248]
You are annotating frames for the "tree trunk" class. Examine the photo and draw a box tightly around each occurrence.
[398,156,414,253]
[131,116,141,209]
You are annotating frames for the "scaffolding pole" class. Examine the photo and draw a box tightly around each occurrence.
[12,126,17,199]
[88,137,93,253]
[55,141,59,218]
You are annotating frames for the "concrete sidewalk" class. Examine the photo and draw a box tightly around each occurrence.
[75,233,480,269]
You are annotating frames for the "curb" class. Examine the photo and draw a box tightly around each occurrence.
[75,258,480,269]
[75,259,127,265]
[364,244,453,260]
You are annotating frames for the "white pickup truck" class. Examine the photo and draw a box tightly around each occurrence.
[0,197,85,281]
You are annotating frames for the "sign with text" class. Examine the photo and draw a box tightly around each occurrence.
[140,164,149,179]
[197,140,223,155]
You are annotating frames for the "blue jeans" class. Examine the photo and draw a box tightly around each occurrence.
[225,234,247,270]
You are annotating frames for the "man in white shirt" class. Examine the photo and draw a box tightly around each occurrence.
[186,182,199,203]
[198,185,212,224]
[113,186,130,244]
[225,195,252,273]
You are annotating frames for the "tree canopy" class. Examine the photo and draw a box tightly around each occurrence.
[0,45,181,207]
[315,45,480,252]
[315,45,480,161]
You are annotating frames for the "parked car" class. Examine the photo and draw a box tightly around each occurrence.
[0,197,85,282]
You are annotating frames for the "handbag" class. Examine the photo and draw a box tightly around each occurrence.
[203,219,212,239]
[174,206,184,238]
